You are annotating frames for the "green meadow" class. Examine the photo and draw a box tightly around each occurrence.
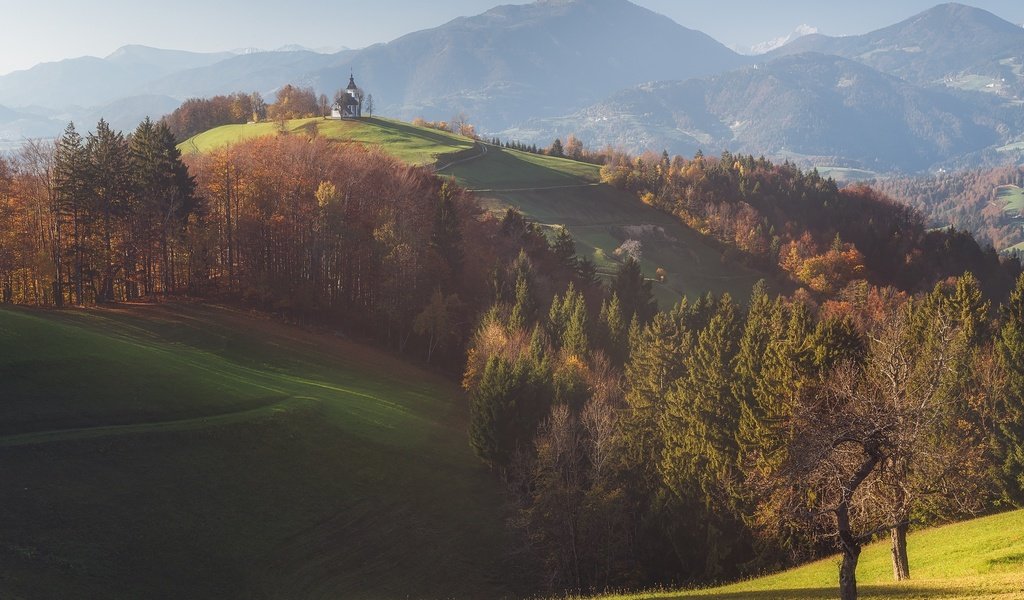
[180,116,474,166]
[0,304,514,599]
[595,509,1024,600]
[439,145,765,306]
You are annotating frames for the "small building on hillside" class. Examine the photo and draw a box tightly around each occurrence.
[331,74,362,119]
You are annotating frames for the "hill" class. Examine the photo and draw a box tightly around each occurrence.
[0,304,514,599]
[183,115,765,306]
[305,0,747,130]
[179,116,476,166]
[597,509,1024,599]
[769,3,1024,100]
[438,144,765,306]
[521,52,1015,172]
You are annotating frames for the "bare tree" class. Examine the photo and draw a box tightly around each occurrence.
[751,306,991,600]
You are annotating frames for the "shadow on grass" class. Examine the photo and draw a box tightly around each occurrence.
[362,117,469,148]
[664,585,984,599]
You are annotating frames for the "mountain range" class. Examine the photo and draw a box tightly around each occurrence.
[0,0,1022,173]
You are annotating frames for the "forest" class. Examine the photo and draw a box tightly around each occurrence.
[598,149,1022,299]
[1,118,1024,600]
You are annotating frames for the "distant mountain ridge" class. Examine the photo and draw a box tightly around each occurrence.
[769,3,1024,98]
[0,0,1021,173]
[515,52,1014,171]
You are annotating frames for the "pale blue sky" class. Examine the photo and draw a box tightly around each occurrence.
[0,0,1021,75]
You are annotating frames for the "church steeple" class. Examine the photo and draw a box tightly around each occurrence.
[347,72,358,91]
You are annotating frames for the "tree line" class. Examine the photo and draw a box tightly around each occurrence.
[598,150,1021,299]
[463,225,1024,598]
[163,82,375,143]
[0,120,517,365]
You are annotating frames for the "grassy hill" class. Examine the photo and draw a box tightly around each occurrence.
[596,509,1024,600]
[438,145,765,306]
[179,116,474,166]
[998,185,1024,215]
[181,116,766,306]
[0,304,513,599]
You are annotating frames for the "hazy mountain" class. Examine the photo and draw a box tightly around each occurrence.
[0,104,65,141]
[0,46,235,109]
[104,45,235,76]
[769,3,1024,98]
[516,53,1013,172]
[78,94,183,133]
[307,0,747,129]
[145,50,347,99]
[747,24,819,55]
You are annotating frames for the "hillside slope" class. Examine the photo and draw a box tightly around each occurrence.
[0,304,514,599]
[182,116,767,305]
[180,116,476,166]
[439,145,765,305]
[597,509,1024,599]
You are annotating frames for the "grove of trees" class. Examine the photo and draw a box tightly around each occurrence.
[3,115,1024,600]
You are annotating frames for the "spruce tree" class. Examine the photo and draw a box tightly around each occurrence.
[469,355,518,467]
[995,273,1024,504]
[551,227,578,273]
[612,257,656,324]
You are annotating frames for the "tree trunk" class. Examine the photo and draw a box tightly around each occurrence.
[840,541,861,600]
[890,523,910,581]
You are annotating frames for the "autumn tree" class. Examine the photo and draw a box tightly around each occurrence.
[751,295,991,599]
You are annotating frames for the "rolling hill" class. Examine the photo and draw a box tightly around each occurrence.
[0,304,515,599]
[305,0,747,130]
[181,115,766,306]
[436,143,765,306]
[595,509,1024,599]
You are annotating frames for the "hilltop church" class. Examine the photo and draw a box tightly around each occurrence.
[331,74,362,119]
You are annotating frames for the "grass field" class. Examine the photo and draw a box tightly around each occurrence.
[180,116,474,166]
[596,509,1024,600]
[439,145,766,306]
[0,304,514,599]
[998,185,1024,215]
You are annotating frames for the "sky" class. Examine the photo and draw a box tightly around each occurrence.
[0,0,1022,76]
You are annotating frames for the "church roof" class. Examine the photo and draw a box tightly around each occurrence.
[347,74,358,90]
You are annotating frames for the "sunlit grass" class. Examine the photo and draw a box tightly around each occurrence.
[596,510,1024,599]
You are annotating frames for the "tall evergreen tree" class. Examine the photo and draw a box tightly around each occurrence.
[86,119,130,302]
[53,122,88,305]
[612,257,656,324]
[995,273,1024,504]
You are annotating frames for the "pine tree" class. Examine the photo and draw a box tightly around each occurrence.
[612,257,656,324]
[995,273,1024,504]
[86,119,131,303]
[508,273,535,333]
[469,355,518,467]
[53,122,89,305]
[561,291,589,358]
[551,227,578,273]
[597,292,628,365]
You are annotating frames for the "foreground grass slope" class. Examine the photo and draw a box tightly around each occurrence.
[439,146,765,305]
[180,116,474,165]
[0,304,512,599]
[600,509,1024,600]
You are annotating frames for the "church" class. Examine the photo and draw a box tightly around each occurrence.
[330,74,362,119]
